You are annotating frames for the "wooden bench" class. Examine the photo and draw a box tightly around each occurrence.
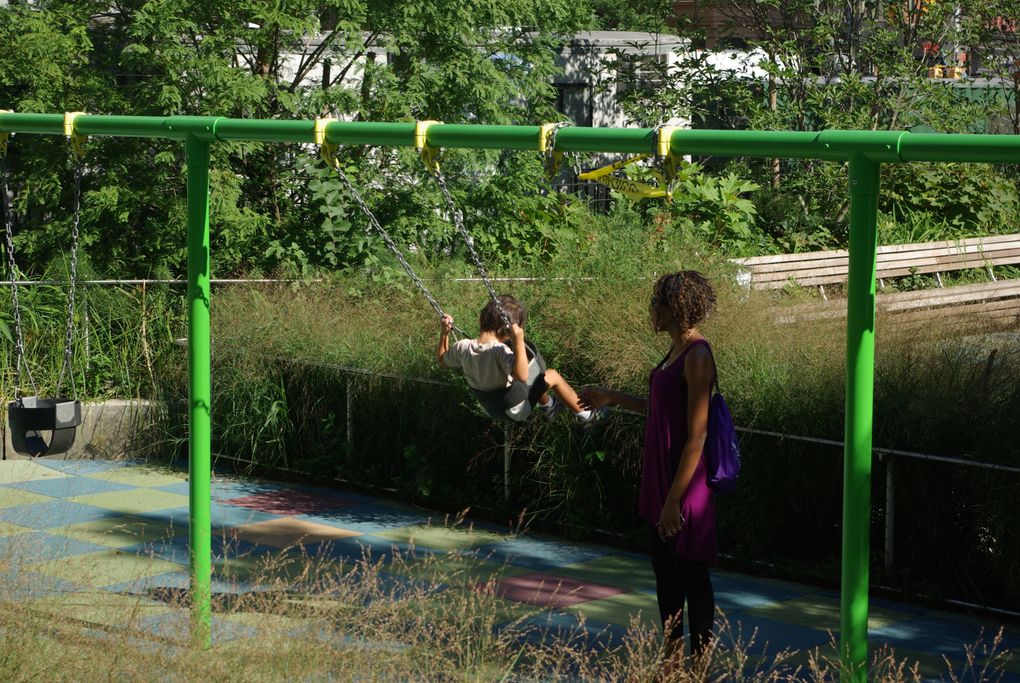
[775,279,1020,327]
[733,233,1020,296]
[732,234,1020,330]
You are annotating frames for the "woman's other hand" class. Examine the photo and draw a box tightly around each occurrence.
[578,387,612,410]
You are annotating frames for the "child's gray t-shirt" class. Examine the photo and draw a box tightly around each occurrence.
[443,339,514,391]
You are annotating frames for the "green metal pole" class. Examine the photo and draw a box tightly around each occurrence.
[841,154,879,681]
[185,134,213,649]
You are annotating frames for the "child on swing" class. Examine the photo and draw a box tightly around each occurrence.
[437,295,604,425]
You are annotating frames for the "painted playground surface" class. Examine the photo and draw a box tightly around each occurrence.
[0,457,1016,681]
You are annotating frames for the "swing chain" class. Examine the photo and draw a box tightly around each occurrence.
[0,154,32,400]
[56,163,82,398]
[319,142,468,338]
[428,163,513,334]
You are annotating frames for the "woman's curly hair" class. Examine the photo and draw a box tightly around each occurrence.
[649,271,716,332]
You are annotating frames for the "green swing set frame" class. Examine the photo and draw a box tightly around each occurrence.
[3,110,1017,680]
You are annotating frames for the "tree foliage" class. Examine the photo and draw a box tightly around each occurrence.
[608,0,1020,253]
[0,0,590,278]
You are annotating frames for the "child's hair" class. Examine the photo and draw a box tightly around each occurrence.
[650,271,716,332]
[479,295,526,336]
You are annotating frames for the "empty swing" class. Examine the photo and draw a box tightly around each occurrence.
[315,118,544,424]
[2,114,85,457]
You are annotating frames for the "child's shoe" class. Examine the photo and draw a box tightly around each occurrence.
[576,407,608,431]
[540,396,561,422]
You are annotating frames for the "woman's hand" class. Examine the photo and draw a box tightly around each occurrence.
[578,387,613,410]
[656,497,685,541]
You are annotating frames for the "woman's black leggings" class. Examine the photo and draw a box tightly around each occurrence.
[648,526,715,655]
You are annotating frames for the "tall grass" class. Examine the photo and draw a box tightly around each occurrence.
[0,517,1010,682]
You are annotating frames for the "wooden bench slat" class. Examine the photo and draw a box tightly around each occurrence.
[734,233,1020,270]
[772,278,1020,323]
[744,244,1020,279]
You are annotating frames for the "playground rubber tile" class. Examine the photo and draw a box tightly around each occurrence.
[36,459,131,475]
[395,554,529,587]
[549,554,656,593]
[376,523,507,551]
[228,517,362,549]
[489,571,628,609]
[870,614,1019,658]
[30,591,173,628]
[31,547,184,587]
[563,589,661,629]
[8,474,136,499]
[206,503,280,529]
[501,610,628,652]
[151,481,193,496]
[722,612,833,654]
[49,515,177,548]
[474,535,613,571]
[711,571,816,612]
[210,479,287,500]
[0,460,70,484]
[135,610,260,645]
[213,551,340,586]
[104,570,260,597]
[295,503,428,535]
[223,489,362,516]
[126,533,267,566]
[300,534,413,565]
[0,530,108,565]
[0,520,33,536]
[0,567,83,602]
[292,482,377,504]
[86,467,188,488]
[0,499,114,529]
[0,487,54,509]
[747,593,915,631]
[69,489,191,514]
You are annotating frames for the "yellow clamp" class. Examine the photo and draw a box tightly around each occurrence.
[64,111,87,159]
[415,120,441,174]
[0,109,10,158]
[656,125,681,200]
[315,117,340,169]
[655,125,680,158]
[540,122,566,181]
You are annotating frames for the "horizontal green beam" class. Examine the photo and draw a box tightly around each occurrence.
[4,112,1020,164]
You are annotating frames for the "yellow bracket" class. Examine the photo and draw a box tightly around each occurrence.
[415,120,441,174]
[656,125,680,158]
[64,111,87,159]
[656,125,681,200]
[315,117,339,169]
[540,122,566,181]
[0,109,10,158]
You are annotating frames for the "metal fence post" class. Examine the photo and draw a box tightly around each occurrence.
[884,455,895,571]
[346,378,353,448]
[503,423,512,501]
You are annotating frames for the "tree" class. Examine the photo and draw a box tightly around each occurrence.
[0,0,591,277]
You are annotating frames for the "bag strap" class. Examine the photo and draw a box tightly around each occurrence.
[670,338,721,392]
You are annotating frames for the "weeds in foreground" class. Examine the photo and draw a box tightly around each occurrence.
[0,509,1012,682]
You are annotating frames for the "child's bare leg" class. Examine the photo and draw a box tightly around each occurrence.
[543,369,585,414]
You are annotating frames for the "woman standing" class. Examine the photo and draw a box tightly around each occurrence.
[580,270,718,666]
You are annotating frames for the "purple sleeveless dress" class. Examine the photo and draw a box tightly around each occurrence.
[638,339,719,564]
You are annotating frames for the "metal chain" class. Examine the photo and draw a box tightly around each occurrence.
[0,156,33,399]
[323,154,467,338]
[428,165,513,333]
[56,163,81,397]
